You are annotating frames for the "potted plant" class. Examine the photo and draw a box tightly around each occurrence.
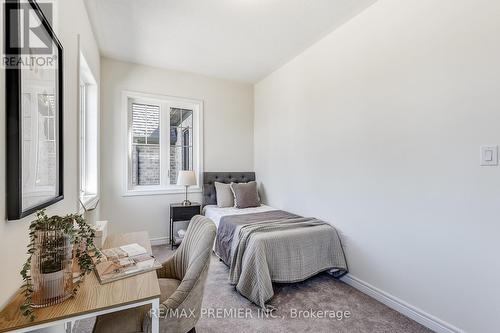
[34,231,71,300]
[20,210,100,320]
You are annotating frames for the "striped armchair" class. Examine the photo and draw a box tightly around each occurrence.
[93,215,216,333]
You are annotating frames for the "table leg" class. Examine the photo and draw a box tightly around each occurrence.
[170,218,173,250]
[151,298,160,333]
[65,321,73,333]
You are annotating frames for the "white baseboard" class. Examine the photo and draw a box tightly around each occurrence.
[150,237,169,246]
[341,274,465,333]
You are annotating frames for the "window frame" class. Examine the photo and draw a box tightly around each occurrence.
[78,52,99,210]
[79,82,87,196]
[122,90,204,196]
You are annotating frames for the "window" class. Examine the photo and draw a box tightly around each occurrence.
[79,53,99,208]
[36,94,56,186]
[21,90,58,210]
[124,91,203,195]
[131,103,160,186]
[170,108,194,184]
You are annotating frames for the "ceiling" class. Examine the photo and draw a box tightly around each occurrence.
[84,0,375,83]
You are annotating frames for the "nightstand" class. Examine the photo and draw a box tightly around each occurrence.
[170,203,201,249]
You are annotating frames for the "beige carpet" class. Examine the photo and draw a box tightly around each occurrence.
[73,245,432,333]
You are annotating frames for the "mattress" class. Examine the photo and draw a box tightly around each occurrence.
[202,204,276,228]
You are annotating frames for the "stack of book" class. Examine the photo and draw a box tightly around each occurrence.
[94,243,162,284]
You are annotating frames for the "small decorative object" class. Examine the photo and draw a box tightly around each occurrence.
[5,0,64,220]
[20,211,100,320]
[177,170,196,206]
[177,229,186,239]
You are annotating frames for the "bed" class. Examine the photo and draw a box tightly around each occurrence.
[202,172,348,310]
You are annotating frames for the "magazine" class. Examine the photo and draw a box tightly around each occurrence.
[95,244,162,284]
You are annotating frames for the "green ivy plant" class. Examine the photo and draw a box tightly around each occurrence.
[20,210,101,320]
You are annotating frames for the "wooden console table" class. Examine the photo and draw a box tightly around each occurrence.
[0,231,161,333]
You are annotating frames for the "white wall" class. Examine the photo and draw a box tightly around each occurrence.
[254,0,500,332]
[100,58,254,239]
[0,0,100,309]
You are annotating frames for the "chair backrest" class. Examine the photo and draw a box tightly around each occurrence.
[158,216,216,333]
[173,215,216,280]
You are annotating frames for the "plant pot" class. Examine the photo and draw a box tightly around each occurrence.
[40,270,65,300]
[21,212,98,318]
[31,230,74,307]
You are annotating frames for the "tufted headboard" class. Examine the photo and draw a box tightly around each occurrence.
[203,172,256,207]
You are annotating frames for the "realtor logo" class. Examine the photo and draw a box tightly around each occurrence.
[4,0,53,55]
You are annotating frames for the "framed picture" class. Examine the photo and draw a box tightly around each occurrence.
[5,0,64,220]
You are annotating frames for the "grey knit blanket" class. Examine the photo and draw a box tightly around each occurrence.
[215,210,300,265]
[225,216,348,309]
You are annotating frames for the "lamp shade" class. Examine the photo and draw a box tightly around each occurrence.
[177,170,196,186]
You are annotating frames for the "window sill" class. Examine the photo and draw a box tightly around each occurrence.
[122,188,202,197]
[80,194,99,211]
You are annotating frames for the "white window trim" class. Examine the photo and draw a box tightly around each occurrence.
[80,194,99,210]
[78,49,99,211]
[122,90,204,197]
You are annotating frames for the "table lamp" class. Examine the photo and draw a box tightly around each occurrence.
[177,170,196,206]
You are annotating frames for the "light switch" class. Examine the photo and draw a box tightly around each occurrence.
[485,150,493,161]
[480,145,498,166]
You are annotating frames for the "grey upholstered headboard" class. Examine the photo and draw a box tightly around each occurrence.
[203,172,255,207]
